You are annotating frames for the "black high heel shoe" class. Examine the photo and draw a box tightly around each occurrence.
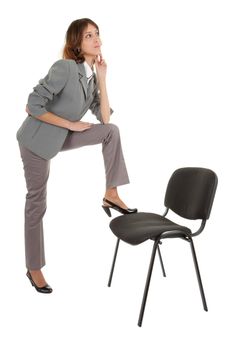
[102,198,137,217]
[26,270,53,294]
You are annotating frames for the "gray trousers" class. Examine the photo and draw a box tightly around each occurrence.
[19,123,130,270]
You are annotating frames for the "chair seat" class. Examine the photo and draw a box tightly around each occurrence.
[110,212,191,245]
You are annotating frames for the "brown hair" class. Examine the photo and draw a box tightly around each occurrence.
[62,18,99,63]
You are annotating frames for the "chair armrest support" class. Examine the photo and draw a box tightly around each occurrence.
[191,220,206,237]
[163,208,169,217]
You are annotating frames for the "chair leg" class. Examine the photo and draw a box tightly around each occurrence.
[138,239,159,327]
[108,238,120,287]
[189,237,208,311]
[158,243,166,277]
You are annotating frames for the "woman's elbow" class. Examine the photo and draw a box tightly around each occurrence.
[101,116,110,124]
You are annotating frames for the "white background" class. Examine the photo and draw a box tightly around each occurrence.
[1,0,232,348]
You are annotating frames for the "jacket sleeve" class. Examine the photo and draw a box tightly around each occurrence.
[89,87,114,123]
[26,59,70,117]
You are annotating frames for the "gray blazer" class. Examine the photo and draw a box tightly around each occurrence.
[16,59,113,160]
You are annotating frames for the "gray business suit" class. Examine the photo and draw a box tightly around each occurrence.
[17,59,130,270]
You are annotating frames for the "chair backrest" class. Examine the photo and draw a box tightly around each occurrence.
[164,167,218,220]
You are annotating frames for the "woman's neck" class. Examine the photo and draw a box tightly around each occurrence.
[83,55,95,68]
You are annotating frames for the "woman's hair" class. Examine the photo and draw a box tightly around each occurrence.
[62,18,99,63]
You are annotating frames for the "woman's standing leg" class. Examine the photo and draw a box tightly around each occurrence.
[19,144,50,276]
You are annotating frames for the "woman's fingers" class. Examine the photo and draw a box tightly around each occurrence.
[81,124,93,130]
[81,122,93,127]
[79,124,92,131]
[69,121,94,132]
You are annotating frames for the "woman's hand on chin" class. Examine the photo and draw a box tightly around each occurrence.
[94,54,107,81]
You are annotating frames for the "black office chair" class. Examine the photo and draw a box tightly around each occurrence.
[107,167,218,327]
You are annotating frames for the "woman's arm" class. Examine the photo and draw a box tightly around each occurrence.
[98,79,111,124]
[95,55,111,124]
[26,59,92,131]
[26,106,93,132]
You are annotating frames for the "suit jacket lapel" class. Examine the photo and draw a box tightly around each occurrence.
[78,63,88,99]
[78,73,87,99]
[88,76,95,97]
[77,62,96,100]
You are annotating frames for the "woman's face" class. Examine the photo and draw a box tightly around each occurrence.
[81,24,102,58]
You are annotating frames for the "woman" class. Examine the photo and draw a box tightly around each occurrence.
[16,18,137,294]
